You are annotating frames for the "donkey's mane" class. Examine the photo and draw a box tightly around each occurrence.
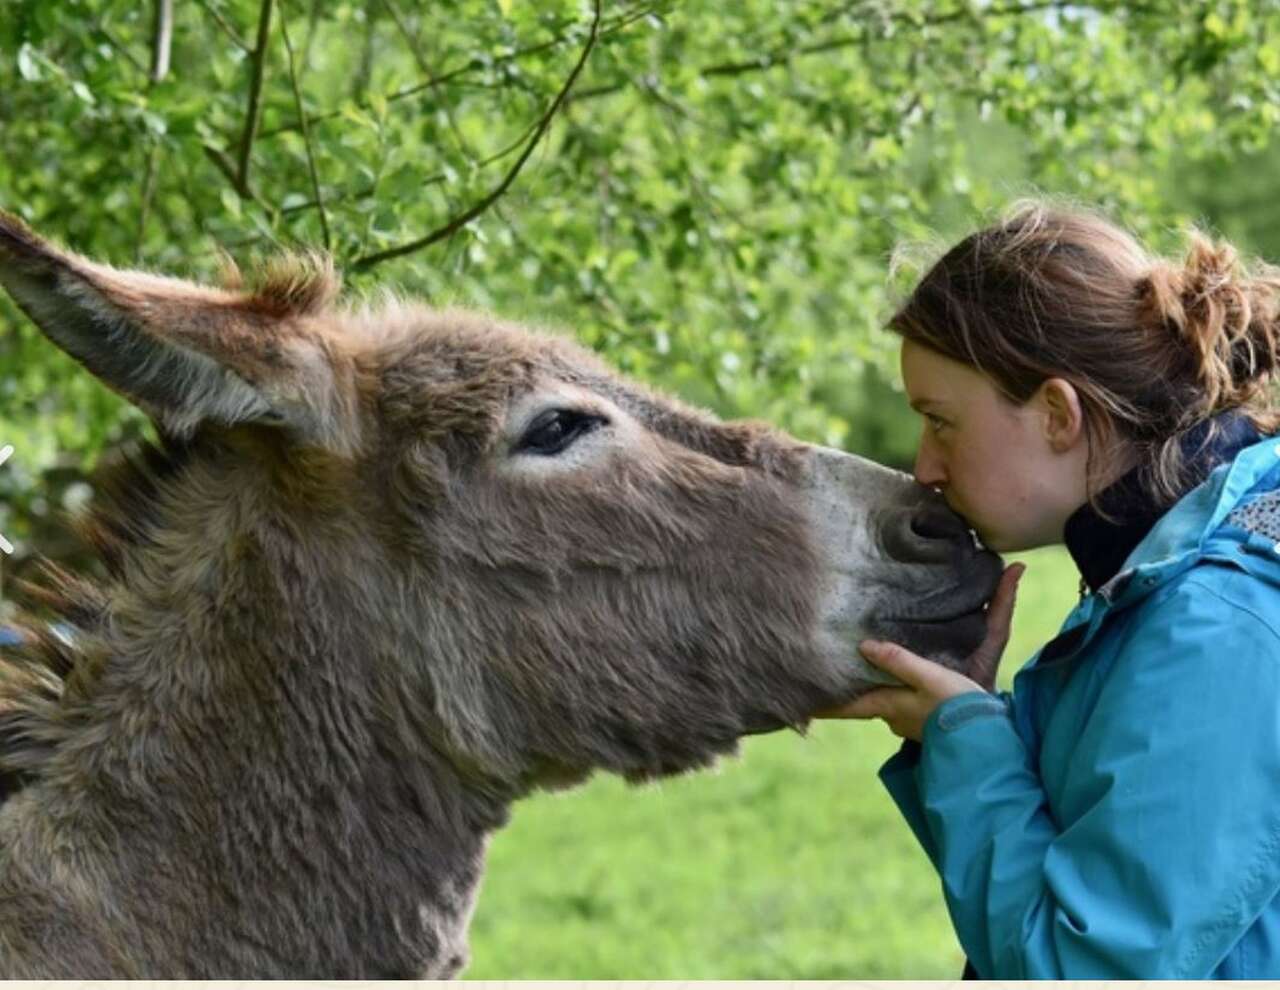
[0,432,194,800]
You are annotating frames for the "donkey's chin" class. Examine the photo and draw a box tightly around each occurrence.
[872,610,989,672]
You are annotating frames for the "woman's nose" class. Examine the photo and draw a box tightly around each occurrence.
[913,437,946,488]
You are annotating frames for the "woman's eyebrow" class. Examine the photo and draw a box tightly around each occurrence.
[909,397,947,413]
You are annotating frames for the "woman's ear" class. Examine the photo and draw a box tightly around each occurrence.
[1036,377,1086,453]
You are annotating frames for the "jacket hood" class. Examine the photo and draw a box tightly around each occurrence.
[1082,434,1280,618]
[1064,413,1261,594]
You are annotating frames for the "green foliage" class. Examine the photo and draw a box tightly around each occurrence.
[6,1,1280,556]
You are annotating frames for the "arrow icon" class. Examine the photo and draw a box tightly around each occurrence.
[0,444,12,555]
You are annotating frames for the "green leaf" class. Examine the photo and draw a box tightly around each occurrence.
[220,187,243,220]
[16,43,39,81]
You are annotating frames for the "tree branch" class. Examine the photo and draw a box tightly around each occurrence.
[350,0,603,271]
[643,77,745,306]
[570,0,1102,103]
[299,0,323,81]
[237,0,276,194]
[350,0,379,103]
[279,0,330,250]
[701,1,1075,78]
[203,143,259,202]
[259,3,653,141]
[378,0,472,160]
[148,0,174,81]
[137,0,174,258]
[137,151,162,260]
[93,21,147,75]
[192,0,251,53]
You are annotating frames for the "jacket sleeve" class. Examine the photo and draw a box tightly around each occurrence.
[878,693,1012,872]
[893,572,1280,978]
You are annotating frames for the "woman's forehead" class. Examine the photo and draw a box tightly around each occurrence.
[900,339,983,403]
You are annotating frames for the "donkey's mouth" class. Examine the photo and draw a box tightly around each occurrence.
[905,609,988,639]
[879,606,988,634]
[890,608,986,629]
[872,608,990,666]
[891,577,1001,628]
[909,548,1005,620]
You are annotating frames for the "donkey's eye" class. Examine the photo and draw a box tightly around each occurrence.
[515,409,607,456]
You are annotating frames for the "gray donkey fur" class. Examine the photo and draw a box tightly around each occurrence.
[0,215,999,977]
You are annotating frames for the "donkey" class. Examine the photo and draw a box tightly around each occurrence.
[0,214,1000,978]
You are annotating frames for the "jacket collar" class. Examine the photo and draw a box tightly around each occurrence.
[1064,413,1262,594]
[1020,426,1280,682]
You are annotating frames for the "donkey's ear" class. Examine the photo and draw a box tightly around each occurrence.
[0,213,342,441]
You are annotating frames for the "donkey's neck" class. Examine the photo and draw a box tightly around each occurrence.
[18,456,513,977]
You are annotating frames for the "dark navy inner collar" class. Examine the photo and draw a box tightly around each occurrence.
[1063,413,1262,594]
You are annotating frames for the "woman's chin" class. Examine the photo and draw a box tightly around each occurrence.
[938,504,1003,553]
[981,531,1051,554]
[971,527,1018,554]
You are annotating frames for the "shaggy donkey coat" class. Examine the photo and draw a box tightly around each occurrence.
[0,215,999,977]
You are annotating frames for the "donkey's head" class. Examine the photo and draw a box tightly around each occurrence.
[0,216,999,793]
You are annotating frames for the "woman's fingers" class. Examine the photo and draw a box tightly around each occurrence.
[966,562,1025,690]
[858,638,934,687]
[987,562,1025,641]
[815,686,913,720]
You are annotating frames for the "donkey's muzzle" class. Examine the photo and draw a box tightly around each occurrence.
[800,444,1003,683]
[909,500,970,542]
[881,498,980,566]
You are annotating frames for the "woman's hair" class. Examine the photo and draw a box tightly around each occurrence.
[890,201,1280,509]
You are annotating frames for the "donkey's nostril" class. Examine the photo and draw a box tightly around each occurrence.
[882,500,972,564]
[910,502,968,541]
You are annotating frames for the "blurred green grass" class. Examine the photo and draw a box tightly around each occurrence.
[465,545,1078,978]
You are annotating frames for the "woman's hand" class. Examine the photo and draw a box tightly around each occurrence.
[818,563,1025,741]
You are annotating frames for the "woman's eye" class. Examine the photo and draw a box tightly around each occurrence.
[515,409,606,456]
[925,414,948,434]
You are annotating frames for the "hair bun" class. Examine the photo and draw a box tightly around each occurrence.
[1139,233,1280,414]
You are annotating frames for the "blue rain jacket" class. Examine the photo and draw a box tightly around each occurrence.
[881,435,1280,979]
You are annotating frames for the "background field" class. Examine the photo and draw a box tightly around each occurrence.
[466,545,1078,979]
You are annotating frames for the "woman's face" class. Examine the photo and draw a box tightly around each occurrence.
[900,340,1090,553]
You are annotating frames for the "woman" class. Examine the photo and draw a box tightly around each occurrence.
[823,202,1280,978]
